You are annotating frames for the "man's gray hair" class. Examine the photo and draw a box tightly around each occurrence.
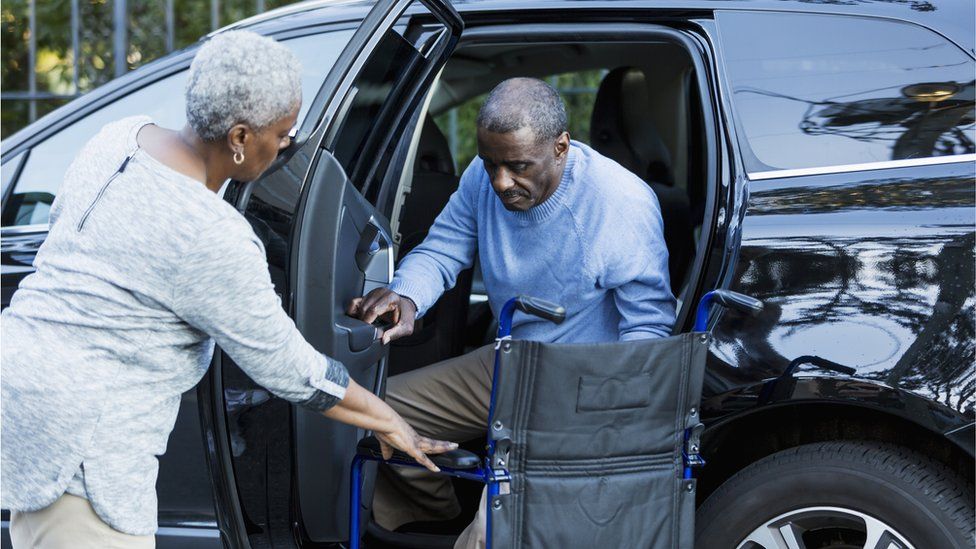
[476,77,568,141]
[185,30,301,142]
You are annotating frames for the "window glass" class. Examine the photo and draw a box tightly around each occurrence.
[717,11,975,173]
[286,30,355,127]
[328,18,457,197]
[2,30,353,227]
[1,151,25,202]
[331,27,422,183]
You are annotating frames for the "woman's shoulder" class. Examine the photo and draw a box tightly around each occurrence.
[108,114,153,135]
[95,115,154,153]
[160,191,258,265]
[160,179,250,237]
[68,116,152,172]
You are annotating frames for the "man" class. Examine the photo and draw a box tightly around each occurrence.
[348,77,676,548]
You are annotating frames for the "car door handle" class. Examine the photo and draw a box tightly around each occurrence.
[356,219,394,295]
[335,315,380,352]
[356,222,392,278]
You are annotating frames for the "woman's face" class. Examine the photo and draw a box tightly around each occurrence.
[233,103,300,182]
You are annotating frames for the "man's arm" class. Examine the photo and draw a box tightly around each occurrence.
[387,160,483,315]
[608,193,677,340]
[349,160,483,342]
[615,268,676,340]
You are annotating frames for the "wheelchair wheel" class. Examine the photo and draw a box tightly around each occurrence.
[695,441,974,548]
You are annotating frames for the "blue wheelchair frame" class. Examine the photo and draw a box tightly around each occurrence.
[349,290,761,548]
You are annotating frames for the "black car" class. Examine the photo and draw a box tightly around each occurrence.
[2,0,974,547]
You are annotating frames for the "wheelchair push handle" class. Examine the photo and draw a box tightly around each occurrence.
[515,295,567,324]
[694,289,763,332]
[498,295,566,339]
[712,289,763,315]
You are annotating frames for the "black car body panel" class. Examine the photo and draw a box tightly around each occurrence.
[707,160,974,416]
[1,0,973,547]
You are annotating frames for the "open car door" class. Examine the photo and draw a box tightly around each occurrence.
[203,1,462,546]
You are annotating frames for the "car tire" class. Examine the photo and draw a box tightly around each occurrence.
[695,440,975,549]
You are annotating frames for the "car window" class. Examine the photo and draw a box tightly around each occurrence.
[717,11,975,174]
[287,30,355,126]
[330,27,421,186]
[329,23,456,196]
[1,151,25,204]
[1,29,353,228]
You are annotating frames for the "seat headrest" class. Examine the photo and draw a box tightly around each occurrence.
[415,117,455,175]
[590,67,673,185]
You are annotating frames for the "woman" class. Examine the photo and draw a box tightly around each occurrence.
[0,30,454,548]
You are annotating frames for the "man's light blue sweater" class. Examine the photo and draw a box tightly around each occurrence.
[389,141,676,343]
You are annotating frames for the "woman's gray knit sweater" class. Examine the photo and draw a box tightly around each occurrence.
[0,116,350,535]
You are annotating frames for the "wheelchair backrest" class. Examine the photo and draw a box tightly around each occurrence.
[488,333,708,548]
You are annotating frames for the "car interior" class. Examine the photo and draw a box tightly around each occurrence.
[369,37,711,545]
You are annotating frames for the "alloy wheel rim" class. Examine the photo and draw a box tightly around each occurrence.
[736,505,915,549]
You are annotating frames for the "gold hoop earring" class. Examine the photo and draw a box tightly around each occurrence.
[233,151,245,165]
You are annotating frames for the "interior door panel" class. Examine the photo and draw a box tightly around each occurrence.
[292,152,393,540]
[283,0,462,542]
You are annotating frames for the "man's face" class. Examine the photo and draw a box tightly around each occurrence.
[477,126,570,212]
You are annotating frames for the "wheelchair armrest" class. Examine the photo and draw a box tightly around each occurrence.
[356,436,481,470]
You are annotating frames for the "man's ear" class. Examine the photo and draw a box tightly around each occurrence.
[226,123,250,154]
[554,131,571,159]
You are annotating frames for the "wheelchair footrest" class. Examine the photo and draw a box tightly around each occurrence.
[356,436,481,470]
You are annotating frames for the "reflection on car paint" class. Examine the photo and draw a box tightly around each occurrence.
[709,165,974,417]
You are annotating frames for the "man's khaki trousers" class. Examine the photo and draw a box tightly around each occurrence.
[10,493,155,549]
[372,344,499,549]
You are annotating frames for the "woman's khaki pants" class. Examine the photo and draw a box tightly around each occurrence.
[10,493,155,549]
[372,344,501,549]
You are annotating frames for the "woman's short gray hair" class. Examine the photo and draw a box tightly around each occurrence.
[185,30,302,142]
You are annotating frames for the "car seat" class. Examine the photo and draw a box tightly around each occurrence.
[590,67,696,294]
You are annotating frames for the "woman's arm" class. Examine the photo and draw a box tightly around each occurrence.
[171,217,456,471]
[323,379,456,472]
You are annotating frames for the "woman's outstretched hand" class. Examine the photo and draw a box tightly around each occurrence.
[322,378,457,473]
[375,412,457,472]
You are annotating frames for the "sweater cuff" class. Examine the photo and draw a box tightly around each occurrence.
[388,278,432,318]
[620,328,670,341]
[300,355,350,411]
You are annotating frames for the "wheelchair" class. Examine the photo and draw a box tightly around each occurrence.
[351,290,761,548]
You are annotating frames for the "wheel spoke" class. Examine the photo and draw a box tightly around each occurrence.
[778,523,806,549]
[862,514,912,549]
[738,524,793,549]
[739,506,914,549]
